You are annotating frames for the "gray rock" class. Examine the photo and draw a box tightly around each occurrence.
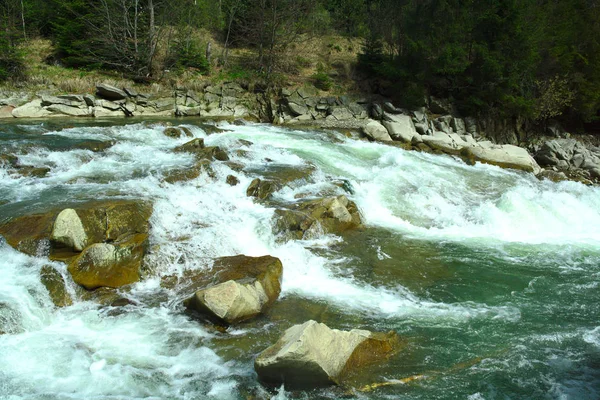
[83,94,96,107]
[96,99,122,111]
[287,102,309,117]
[41,95,85,108]
[383,102,400,114]
[382,114,418,143]
[370,103,383,119]
[12,100,53,118]
[363,119,392,141]
[464,117,478,135]
[96,83,127,101]
[451,118,466,134]
[297,86,318,99]
[46,104,92,117]
[185,255,283,324]
[329,107,354,120]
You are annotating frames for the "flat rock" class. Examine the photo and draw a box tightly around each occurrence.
[96,83,127,101]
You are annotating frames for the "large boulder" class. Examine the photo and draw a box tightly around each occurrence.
[96,83,127,101]
[254,320,399,389]
[274,195,362,240]
[362,120,392,142]
[382,113,418,142]
[67,233,148,290]
[185,255,283,324]
[51,209,87,252]
[462,143,542,174]
[12,100,53,118]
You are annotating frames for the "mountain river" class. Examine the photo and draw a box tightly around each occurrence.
[0,119,599,399]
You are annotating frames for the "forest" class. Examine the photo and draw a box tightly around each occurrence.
[1,0,600,128]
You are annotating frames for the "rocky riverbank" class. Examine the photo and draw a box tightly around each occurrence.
[2,82,600,184]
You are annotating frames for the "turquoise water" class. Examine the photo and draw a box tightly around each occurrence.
[0,119,599,399]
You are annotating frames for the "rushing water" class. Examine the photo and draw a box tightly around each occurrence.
[0,118,599,399]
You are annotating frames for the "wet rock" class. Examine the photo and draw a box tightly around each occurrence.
[246,178,281,200]
[226,175,240,186]
[274,195,362,240]
[96,83,127,101]
[163,127,192,138]
[185,255,283,324]
[68,233,148,290]
[163,159,215,183]
[174,138,205,152]
[537,169,569,183]
[40,265,73,307]
[17,166,51,178]
[362,120,392,142]
[0,212,57,256]
[73,140,115,152]
[0,200,152,257]
[254,320,399,389]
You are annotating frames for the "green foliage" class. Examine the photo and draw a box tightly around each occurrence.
[170,41,210,74]
[312,72,332,91]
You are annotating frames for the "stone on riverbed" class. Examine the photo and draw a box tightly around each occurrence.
[254,320,399,389]
[67,233,148,290]
[185,255,283,324]
[274,195,362,240]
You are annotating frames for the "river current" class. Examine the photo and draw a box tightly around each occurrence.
[0,119,599,399]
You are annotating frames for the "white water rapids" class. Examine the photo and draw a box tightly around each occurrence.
[1,121,599,399]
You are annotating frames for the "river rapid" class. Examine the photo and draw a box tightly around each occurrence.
[0,119,599,400]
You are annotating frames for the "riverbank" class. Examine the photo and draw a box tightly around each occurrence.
[2,81,600,185]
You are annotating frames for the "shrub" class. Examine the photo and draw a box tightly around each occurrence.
[312,72,332,91]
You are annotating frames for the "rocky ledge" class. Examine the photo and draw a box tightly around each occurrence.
[2,82,599,184]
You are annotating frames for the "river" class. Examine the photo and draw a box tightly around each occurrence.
[1,119,599,399]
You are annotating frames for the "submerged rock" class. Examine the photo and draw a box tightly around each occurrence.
[274,195,362,240]
[40,265,73,307]
[163,127,193,138]
[254,320,399,389]
[246,178,281,200]
[185,255,283,324]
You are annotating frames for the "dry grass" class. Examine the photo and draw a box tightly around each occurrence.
[4,33,363,96]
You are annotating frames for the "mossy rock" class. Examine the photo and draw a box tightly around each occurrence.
[163,159,215,183]
[0,212,57,256]
[40,265,73,307]
[274,195,362,241]
[68,233,148,290]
